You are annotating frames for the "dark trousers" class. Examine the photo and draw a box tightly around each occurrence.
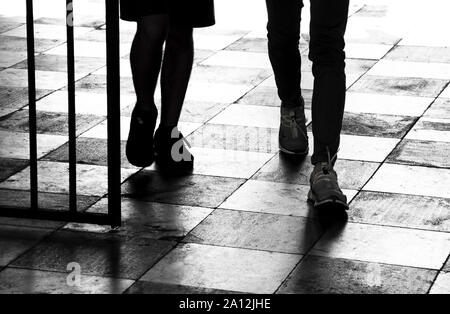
[266,0,349,164]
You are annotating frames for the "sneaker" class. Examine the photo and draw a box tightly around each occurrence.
[154,126,194,172]
[279,105,309,156]
[126,105,158,167]
[308,161,349,210]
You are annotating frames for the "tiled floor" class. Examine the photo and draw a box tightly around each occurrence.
[0,0,449,294]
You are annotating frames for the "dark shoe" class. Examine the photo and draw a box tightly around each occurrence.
[279,105,309,156]
[126,105,158,167]
[308,161,349,211]
[154,126,194,172]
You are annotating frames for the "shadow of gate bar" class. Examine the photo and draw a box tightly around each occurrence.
[0,0,122,227]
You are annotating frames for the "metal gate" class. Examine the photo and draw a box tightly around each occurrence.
[0,0,122,227]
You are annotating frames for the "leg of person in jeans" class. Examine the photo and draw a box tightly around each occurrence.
[307,0,350,210]
[265,0,309,156]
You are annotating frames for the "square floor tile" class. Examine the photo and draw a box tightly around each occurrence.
[340,112,416,138]
[188,123,279,154]
[367,60,450,80]
[2,24,91,40]
[225,37,269,53]
[405,118,450,142]
[441,85,450,99]
[179,100,229,123]
[237,85,313,109]
[184,209,323,254]
[354,5,388,18]
[190,65,272,87]
[194,32,247,51]
[186,147,274,179]
[350,75,448,97]
[125,281,239,294]
[0,130,68,159]
[0,225,53,267]
[220,180,357,218]
[73,74,135,95]
[345,43,392,60]
[0,87,51,118]
[0,161,136,196]
[0,268,133,294]
[66,198,213,241]
[0,158,29,182]
[0,189,99,213]
[310,222,450,269]
[385,46,450,63]
[0,35,62,53]
[424,98,450,119]
[0,68,70,90]
[350,191,450,232]
[388,139,450,168]
[430,272,450,294]
[253,155,379,190]
[278,255,436,294]
[0,109,104,136]
[364,163,450,198]
[345,21,401,45]
[11,230,175,280]
[345,92,433,117]
[44,41,130,59]
[0,50,26,67]
[201,51,272,69]
[209,104,311,129]
[182,81,251,104]
[122,170,245,208]
[140,243,301,294]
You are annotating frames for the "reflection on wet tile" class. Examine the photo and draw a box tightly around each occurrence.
[350,75,447,97]
[0,161,136,196]
[140,243,301,294]
[253,155,379,190]
[0,268,133,294]
[126,281,240,294]
[405,118,450,142]
[364,163,450,198]
[221,180,357,217]
[340,112,416,138]
[388,139,450,168]
[185,209,323,254]
[345,92,433,117]
[0,68,69,90]
[190,65,272,87]
[66,198,213,241]
[12,230,175,280]
[188,123,279,154]
[188,147,274,179]
[0,158,28,182]
[122,170,245,208]
[42,137,135,169]
[367,60,450,80]
[0,131,68,159]
[430,272,450,294]
[310,222,450,269]
[0,225,53,266]
[278,255,435,294]
[385,46,450,63]
[13,54,106,76]
[0,110,104,136]
[201,50,272,69]
[350,191,450,232]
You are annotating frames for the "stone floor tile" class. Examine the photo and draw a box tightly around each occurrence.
[350,191,450,232]
[0,158,29,182]
[44,41,130,59]
[11,230,175,280]
[0,50,27,68]
[237,85,313,109]
[193,32,247,51]
[179,100,229,123]
[387,139,450,168]
[429,272,450,294]
[367,60,450,80]
[122,170,245,208]
[140,243,301,294]
[73,74,135,95]
[441,85,450,98]
[253,154,379,190]
[349,75,448,97]
[278,255,436,294]
[345,43,392,60]
[2,24,92,40]
[385,46,450,63]
[364,163,450,198]
[0,68,70,90]
[0,131,68,159]
[424,98,450,121]
[0,35,62,53]
[0,161,136,196]
[335,134,399,162]
[125,281,239,294]
[0,268,134,294]
[0,87,51,118]
[182,81,252,104]
[310,222,450,269]
[201,50,272,69]
[184,209,324,254]
[405,118,450,142]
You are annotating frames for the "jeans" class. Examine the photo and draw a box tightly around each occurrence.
[265,0,349,165]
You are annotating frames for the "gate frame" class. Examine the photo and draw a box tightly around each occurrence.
[0,0,122,227]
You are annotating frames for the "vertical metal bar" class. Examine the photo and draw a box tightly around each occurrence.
[66,0,77,214]
[105,0,121,227]
[26,0,38,211]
